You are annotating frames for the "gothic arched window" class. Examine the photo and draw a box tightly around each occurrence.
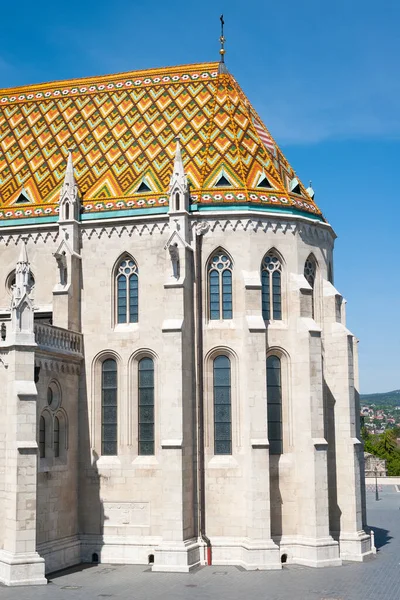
[261,252,282,320]
[304,255,317,318]
[39,415,46,458]
[328,262,333,284]
[138,357,155,456]
[208,251,232,320]
[213,355,232,455]
[116,257,139,324]
[101,358,118,455]
[54,416,60,458]
[267,355,282,455]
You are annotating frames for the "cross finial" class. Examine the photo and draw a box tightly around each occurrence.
[218,14,228,74]
[219,14,225,62]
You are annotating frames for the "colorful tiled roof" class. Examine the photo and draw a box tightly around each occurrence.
[0,62,321,222]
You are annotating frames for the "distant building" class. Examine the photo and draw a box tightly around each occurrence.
[364,453,387,477]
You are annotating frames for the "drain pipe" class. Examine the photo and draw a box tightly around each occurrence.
[195,222,211,565]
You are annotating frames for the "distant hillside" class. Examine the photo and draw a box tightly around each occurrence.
[360,390,400,407]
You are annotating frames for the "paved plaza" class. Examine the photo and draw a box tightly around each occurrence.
[2,487,399,600]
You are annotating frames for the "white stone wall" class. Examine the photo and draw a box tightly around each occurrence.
[0,210,372,576]
[35,360,80,573]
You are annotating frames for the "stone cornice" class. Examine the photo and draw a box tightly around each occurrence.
[35,355,81,375]
[0,210,335,247]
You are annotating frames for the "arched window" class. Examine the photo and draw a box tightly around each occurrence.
[175,191,180,211]
[304,256,317,318]
[261,252,282,320]
[328,262,333,284]
[116,257,139,324]
[267,355,282,455]
[208,251,232,320]
[138,357,155,456]
[213,355,232,455]
[54,416,60,458]
[39,415,46,458]
[101,358,118,455]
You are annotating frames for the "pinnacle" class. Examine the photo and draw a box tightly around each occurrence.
[17,240,29,265]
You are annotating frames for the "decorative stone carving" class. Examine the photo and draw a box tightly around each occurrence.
[168,243,180,279]
[195,221,210,236]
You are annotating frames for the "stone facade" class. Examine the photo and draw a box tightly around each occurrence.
[0,201,373,583]
[0,63,373,585]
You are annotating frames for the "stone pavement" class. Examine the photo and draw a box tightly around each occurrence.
[1,488,400,600]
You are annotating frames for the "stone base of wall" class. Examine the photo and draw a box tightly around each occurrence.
[80,534,163,566]
[152,538,202,572]
[210,537,282,570]
[0,550,47,586]
[338,531,374,562]
[278,536,342,568]
[37,535,81,575]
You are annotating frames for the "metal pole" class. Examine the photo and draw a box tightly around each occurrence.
[375,466,379,501]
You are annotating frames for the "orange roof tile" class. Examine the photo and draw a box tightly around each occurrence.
[0,62,321,221]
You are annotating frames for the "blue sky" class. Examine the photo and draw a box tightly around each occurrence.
[1,0,399,392]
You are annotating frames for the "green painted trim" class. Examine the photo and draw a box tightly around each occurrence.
[190,203,324,221]
[0,203,323,228]
[0,215,58,227]
[81,206,168,220]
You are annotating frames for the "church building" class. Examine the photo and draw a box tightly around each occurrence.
[0,44,373,585]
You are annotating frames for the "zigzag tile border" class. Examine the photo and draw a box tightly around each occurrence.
[0,69,219,106]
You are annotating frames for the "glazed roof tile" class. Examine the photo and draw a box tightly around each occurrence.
[0,62,321,222]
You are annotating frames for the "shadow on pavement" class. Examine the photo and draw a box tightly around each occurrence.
[47,563,99,581]
[370,526,392,549]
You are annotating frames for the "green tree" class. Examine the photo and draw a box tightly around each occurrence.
[376,429,397,457]
[361,427,376,454]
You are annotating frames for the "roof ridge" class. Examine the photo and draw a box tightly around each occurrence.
[0,61,220,95]
[230,75,321,214]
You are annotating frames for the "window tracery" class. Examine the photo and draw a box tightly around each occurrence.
[116,257,139,324]
[261,252,282,320]
[208,251,232,320]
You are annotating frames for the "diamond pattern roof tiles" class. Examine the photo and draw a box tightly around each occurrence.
[0,62,321,222]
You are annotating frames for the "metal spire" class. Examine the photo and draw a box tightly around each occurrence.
[306,180,315,200]
[218,14,228,74]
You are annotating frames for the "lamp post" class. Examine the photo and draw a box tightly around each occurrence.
[374,465,379,501]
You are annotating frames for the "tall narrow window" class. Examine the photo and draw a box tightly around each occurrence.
[101,359,118,455]
[304,256,317,318]
[39,415,46,458]
[138,358,155,455]
[213,355,232,455]
[208,251,232,320]
[267,355,282,455]
[328,262,333,284]
[54,416,60,458]
[261,252,282,320]
[116,257,139,324]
